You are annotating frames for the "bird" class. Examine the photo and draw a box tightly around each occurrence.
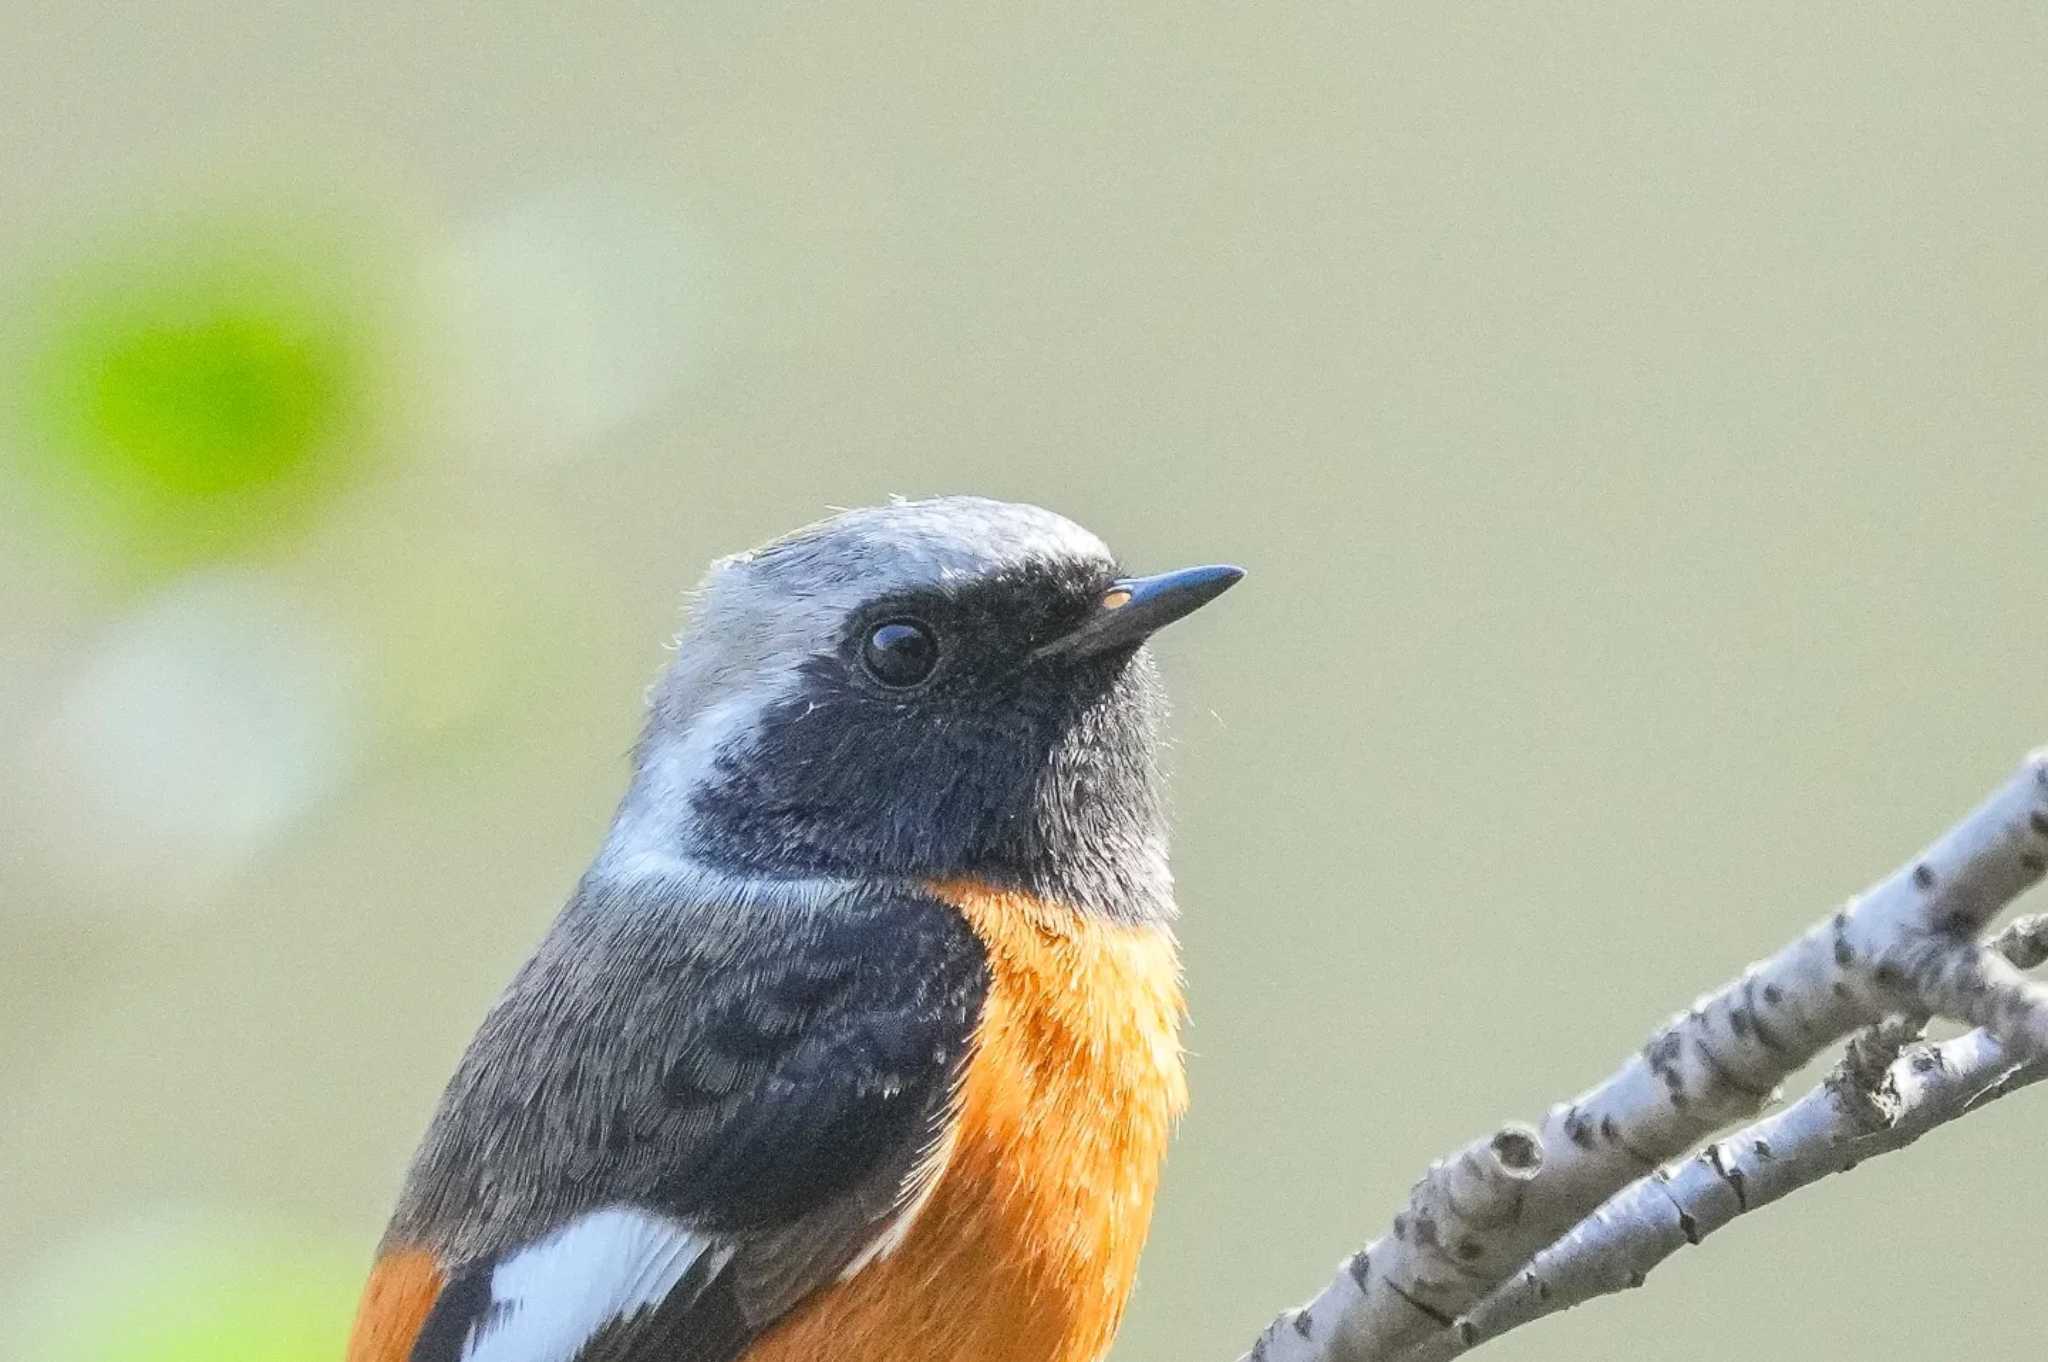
[345,495,1242,1362]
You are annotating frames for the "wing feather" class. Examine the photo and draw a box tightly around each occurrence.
[454,1208,733,1362]
[382,879,989,1362]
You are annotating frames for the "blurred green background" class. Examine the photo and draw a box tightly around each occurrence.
[2,6,2043,1360]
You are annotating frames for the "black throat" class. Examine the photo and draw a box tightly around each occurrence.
[677,573,1176,924]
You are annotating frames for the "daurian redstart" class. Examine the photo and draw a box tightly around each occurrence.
[347,496,1241,1362]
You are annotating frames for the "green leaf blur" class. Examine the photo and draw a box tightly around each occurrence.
[19,230,374,571]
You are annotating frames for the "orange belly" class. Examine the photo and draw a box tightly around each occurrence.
[344,1249,442,1362]
[744,881,1187,1362]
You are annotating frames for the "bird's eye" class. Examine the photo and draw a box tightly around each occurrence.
[861,619,939,688]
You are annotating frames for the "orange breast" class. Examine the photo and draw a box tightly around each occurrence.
[344,1249,443,1362]
[744,881,1188,1362]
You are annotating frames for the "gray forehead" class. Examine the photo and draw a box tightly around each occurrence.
[638,498,1114,821]
[737,496,1115,597]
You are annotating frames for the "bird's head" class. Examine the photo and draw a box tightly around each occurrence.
[602,495,1240,922]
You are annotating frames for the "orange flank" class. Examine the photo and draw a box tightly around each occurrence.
[345,1248,443,1362]
[746,880,1188,1362]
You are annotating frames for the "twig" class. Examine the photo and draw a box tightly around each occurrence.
[1398,914,2048,1360]
[1243,752,2048,1362]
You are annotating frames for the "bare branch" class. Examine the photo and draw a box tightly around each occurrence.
[1243,753,2048,1362]
[1398,913,2048,1360]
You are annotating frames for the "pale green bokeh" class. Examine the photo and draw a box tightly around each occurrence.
[22,1235,356,1362]
[1,7,2043,1361]
[10,224,381,575]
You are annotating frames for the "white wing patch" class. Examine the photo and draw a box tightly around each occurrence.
[462,1207,733,1362]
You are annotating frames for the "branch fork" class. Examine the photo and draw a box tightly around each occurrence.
[1245,752,2048,1362]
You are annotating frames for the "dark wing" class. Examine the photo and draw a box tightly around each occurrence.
[389,882,989,1362]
